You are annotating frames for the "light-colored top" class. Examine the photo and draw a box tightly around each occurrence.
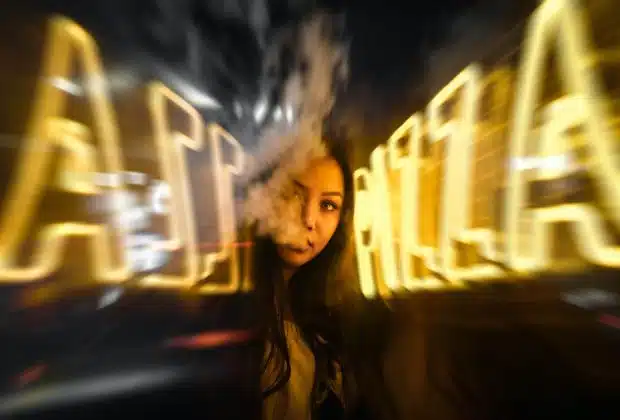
[263,321,315,420]
[262,321,344,420]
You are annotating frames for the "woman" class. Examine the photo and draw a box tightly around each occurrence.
[250,137,394,420]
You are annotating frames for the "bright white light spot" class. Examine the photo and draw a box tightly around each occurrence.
[182,87,221,109]
[273,107,283,121]
[125,233,168,272]
[109,190,150,231]
[254,98,268,123]
[149,180,171,215]
[98,287,123,309]
[49,77,83,96]
[162,70,221,109]
[511,154,573,171]
[285,105,294,123]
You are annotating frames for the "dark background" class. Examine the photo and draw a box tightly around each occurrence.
[327,0,538,164]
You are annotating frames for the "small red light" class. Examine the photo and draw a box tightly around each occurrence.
[599,313,620,329]
[165,330,254,349]
[16,364,47,387]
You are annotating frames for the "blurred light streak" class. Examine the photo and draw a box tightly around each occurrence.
[158,68,221,110]
[0,368,182,415]
[253,97,268,123]
[49,77,82,96]
[164,329,255,349]
[97,287,123,309]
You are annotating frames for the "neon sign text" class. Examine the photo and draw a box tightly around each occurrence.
[354,0,620,298]
[0,17,248,294]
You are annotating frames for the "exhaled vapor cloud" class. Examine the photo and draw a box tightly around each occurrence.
[243,12,349,247]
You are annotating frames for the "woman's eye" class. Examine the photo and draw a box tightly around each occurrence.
[320,200,339,211]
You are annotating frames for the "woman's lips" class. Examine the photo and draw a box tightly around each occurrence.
[288,245,309,253]
[287,240,314,253]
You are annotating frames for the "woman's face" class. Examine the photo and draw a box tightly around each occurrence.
[277,156,344,268]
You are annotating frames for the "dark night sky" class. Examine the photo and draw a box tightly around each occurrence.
[343,0,478,85]
[322,0,537,157]
[326,1,484,109]
[338,0,472,97]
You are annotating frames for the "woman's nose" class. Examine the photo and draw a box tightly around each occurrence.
[303,200,318,231]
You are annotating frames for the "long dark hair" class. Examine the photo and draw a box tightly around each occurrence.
[252,136,355,407]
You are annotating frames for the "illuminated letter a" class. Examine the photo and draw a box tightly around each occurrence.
[0,17,130,283]
[504,0,620,271]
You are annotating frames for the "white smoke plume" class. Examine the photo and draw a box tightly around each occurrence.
[243,13,349,247]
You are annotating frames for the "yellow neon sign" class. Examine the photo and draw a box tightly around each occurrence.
[387,114,443,292]
[199,125,246,294]
[0,17,131,283]
[355,0,620,298]
[0,17,247,294]
[353,167,379,298]
[504,0,620,271]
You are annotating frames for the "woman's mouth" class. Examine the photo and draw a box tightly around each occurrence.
[289,246,308,253]
[288,240,314,253]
